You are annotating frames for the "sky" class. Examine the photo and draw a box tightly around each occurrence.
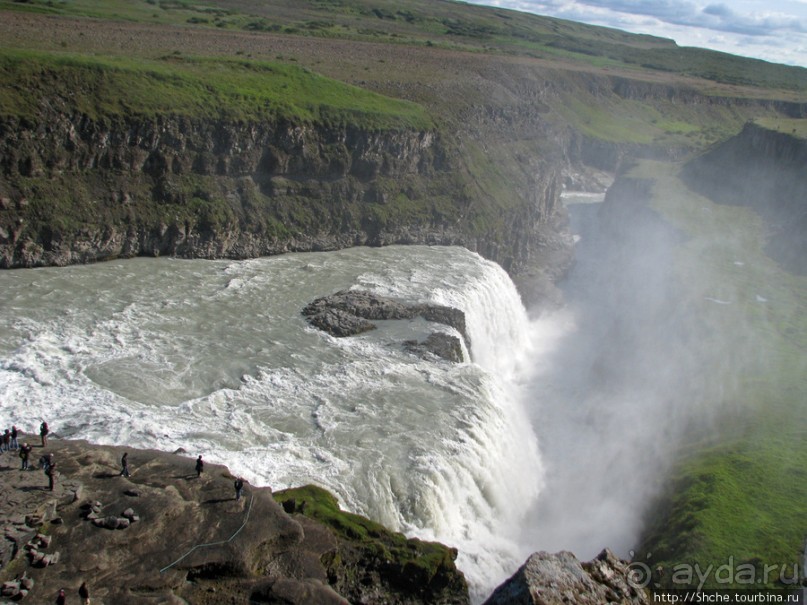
[464,0,807,67]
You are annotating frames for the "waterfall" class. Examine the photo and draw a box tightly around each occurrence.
[0,247,544,603]
[410,256,544,599]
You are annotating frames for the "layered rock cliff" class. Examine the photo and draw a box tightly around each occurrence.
[0,112,446,260]
[0,107,570,298]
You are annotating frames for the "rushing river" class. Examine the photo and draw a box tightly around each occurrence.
[1,191,695,601]
[0,244,553,600]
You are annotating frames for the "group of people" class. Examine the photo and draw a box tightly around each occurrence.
[12,423,248,500]
[195,455,246,500]
[0,424,19,451]
[55,581,90,604]
[5,422,249,603]
[3,421,58,490]
[119,453,246,500]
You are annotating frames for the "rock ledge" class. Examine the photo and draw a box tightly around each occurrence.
[484,549,650,605]
[303,289,468,362]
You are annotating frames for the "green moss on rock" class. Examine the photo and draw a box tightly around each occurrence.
[274,485,470,604]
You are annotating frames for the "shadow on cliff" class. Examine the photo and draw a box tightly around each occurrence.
[682,123,807,276]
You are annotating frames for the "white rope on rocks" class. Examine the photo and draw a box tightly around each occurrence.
[159,493,255,574]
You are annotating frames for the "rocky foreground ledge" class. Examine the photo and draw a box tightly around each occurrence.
[0,436,650,604]
[0,437,467,604]
[484,549,650,605]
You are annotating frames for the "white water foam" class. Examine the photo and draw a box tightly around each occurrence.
[0,247,545,602]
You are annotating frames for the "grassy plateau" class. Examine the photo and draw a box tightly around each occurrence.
[628,160,807,589]
[0,0,805,596]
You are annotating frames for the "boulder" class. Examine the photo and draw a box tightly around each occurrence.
[404,332,465,363]
[303,290,469,345]
[95,516,121,529]
[2,581,20,596]
[484,549,650,605]
[29,551,45,566]
[306,307,376,337]
[412,304,468,344]
[303,290,413,322]
[35,533,51,548]
[24,514,42,528]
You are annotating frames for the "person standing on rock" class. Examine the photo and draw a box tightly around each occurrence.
[120,452,130,478]
[79,581,90,605]
[2,428,10,451]
[46,461,57,491]
[40,421,49,447]
[195,455,204,478]
[19,443,31,470]
[10,425,18,450]
[234,477,244,501]
[56,588,66,605]
[42,452,54,473]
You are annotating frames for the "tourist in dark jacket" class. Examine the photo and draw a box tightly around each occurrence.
[46,462,57,491]
[40,421,49,447]
[120,452,130,478]
[42,452,54,472]
[19,443,31,470]
[195,455,204,478]
[79,581,90,604]
[234,477,244,501]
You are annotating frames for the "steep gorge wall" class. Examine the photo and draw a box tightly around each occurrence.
[2,66,803,292]
[0,112,446,260]
[0,108,570,292]
[682,122,807,274]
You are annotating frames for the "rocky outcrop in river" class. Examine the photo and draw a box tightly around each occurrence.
[303,290,468,362]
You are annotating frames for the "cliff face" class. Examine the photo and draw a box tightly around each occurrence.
[0,108,569,296]
[682,122,807,274]
[0,112,445,260]
[1,61,803,303]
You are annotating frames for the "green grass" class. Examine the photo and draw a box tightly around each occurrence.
[3,0,806,93]
[273,485,459,583]
[630,160,807,589]
[753,117,807,139]
[547,87,763,147]
[0,48,432,129]
[0,0,234,25]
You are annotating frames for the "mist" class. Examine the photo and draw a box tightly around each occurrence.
[516,186,743,560]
